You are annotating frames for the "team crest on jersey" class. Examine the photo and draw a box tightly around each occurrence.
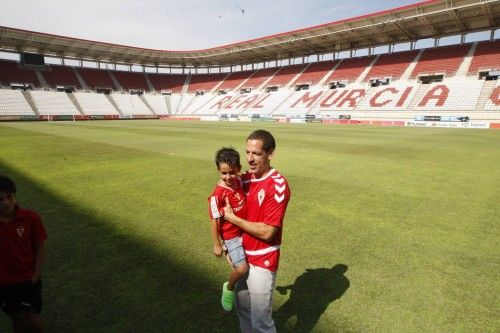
[258,189,265,206]
[16,226,25,238]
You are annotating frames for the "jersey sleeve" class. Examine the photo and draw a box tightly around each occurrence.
[263,176,290,227]
[208,190,224,220]
[31,212,48,243]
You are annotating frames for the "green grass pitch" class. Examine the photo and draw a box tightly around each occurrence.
[0,120,498,332]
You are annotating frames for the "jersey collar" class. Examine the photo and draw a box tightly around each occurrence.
[248,168,275,182]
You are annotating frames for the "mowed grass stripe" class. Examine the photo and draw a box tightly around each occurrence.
[0,120,498,332]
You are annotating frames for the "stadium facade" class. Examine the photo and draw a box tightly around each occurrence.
[0,0,499,128]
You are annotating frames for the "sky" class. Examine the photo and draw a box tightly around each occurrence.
[0,0,427,51]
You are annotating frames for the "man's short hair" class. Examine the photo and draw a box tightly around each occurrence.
[0,175,16,195]
[215,147,241,168]
[247,129,276,153]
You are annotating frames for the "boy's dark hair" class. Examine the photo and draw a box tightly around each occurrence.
[247,129,276,153]
[215,147,241,168]
[0,175,17,195]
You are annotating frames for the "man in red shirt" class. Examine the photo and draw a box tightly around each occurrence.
[224,130,291,333]
[0,175,47,333]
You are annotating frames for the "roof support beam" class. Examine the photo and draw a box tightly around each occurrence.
[391,20,415,40]
[343,23,373,46]
[418,8,438,35]
[448,9,465,32]
[480,2,494,27]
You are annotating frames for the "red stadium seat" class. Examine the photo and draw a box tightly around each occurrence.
[364,50,419,81]
[217,70,256,91]
[78,68,116,89]
[42,65,81,88]
[241,68,281,89]
[324,56,376,83]
[188,73,227,93]
[148,73,187,93]
[294,61,338,85]
[0,60,40,87]
[411,44,470,78]
[468,39,500,75]
[265,64,307,87]
[113,71,149,91]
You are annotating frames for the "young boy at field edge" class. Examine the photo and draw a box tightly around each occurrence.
[0,175,47,333]
[208,147,249,311]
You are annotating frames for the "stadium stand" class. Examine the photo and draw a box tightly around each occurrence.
[42,65,81,89]
[484,80,500,111]
[468,39,500,75]
[324,56,376,84]
[216,70,256,92]
[364,51,419,82]
[1,1,499,126]
[357,83,418,111]
[113,70,150,91]
[194,93,235,115]
[0,89,36,115]
[30,90,80,115]
[240,68,281,89]
[315,85,367,111]
[0,60,39,87]
[413,78,483,111]
[1,36,499,122]
[175,94,196,114]
[73,92,119,115]
[169,93,182,114]
[265,64,308,87]
[147,73,187,93]
[188,73,228,93]
[274,87,326,116]
[294,61,338,86]
[186,93,218,115]
[110,93,153,115]
[411,44,471,78]
[142,94,169,115]
[241,90,294,116]
[78,68,116,89]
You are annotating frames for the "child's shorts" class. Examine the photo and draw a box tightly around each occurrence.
[224,236,247,268]
[0,280,43,314]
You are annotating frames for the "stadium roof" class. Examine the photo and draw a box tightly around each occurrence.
[0,0,499,68]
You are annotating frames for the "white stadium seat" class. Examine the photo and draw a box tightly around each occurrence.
[73,92,119,115]
[110,93,153,115]
[358,83,419,111]
[0,89,36,116]
[484,80,500,111]
[31,90,80,116]
[142,94,169,115]
[413,78,483,111]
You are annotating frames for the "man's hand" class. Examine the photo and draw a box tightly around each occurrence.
[213,245,223,257]
[223,198,235,221]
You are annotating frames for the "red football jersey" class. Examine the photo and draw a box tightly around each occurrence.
[0,205,48,287]
[208,178,247,240]
[241,168,290,272]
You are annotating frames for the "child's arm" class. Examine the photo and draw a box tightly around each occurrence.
[210,218,224,257]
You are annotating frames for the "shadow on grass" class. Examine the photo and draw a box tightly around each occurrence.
[0,162,239,332]
[275,264,350,332]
